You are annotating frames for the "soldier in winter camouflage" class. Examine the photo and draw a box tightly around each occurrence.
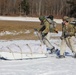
[39,15,58,54]
[59,16,76,58]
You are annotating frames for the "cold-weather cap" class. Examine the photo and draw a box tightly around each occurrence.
[63,16,70,22]
[39,16,45,21]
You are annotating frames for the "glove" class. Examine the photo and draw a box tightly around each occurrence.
[62,22,65,25]
[41,33,47,37]
[55,30,58,33]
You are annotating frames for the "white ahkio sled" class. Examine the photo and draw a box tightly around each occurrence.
[0,44,47,60]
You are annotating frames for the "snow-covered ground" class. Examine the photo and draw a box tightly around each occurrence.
[0,55,76,75]
[0,16,76,75]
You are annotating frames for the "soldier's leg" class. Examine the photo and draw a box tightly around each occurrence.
[43,32,55,53]
[60,39,66,56]
[65,37,74,52]
[68,36,76,57]
[37,32,44,44]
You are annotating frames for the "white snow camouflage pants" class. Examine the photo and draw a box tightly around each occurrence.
[38,32,54,49]
[43,32,54,49]
[60,36,76,55]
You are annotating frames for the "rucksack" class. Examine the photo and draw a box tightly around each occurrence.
[46,17,57,29]
[70,19,76,33]
[70,20,76,25]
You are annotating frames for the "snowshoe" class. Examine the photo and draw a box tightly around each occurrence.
[57,55,65,58]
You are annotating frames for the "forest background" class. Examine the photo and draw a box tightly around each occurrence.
[0,0,76,18]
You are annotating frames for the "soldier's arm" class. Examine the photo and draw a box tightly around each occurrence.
[60,24,65,39]
[69,25,75,36]
[39,26,45,32]
[53,21,58,33]
[42,21,49,34]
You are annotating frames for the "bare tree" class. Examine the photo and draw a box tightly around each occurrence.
[0,0,74,18]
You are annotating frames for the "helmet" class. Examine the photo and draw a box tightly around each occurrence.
[63,16,70,22]
[39,16,45,21]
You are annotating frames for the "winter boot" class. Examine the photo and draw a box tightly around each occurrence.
[55,49,60,56]
[57,55,65,58]
[50,47,55,54]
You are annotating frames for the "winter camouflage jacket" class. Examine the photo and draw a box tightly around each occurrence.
[39,18,57,34]
[62,23,75,38]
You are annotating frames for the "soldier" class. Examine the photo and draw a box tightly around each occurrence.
[59,16,76,58]
[38,15,58,54]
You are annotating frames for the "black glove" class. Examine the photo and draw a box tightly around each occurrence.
[55,30,58,33]
[62,22,65,25]
[41,33,47,37]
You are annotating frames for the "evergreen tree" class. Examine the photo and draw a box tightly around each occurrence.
[21,0,29,15]
[67,0,76,17]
